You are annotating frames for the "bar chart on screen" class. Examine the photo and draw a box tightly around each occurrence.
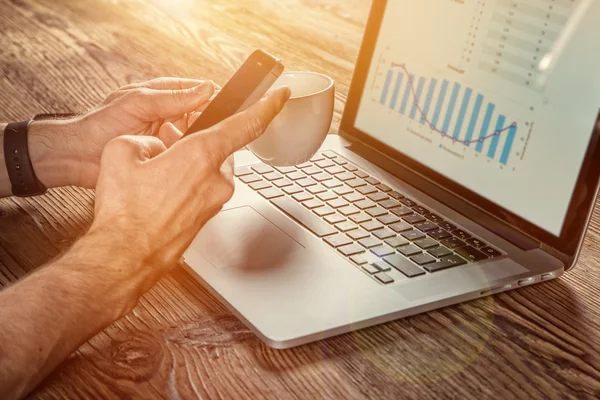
[378,61,528,167]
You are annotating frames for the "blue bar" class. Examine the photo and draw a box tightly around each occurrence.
[399,74,414,115]
[453,88,472,140]
[442,83,461,135]
[432,80,449,128]
[487,114,506,159]
[380,70,393,105]
[475,103,495,153]
[500,124,517,165]
[465,94,484,146]
[421,79,437,124]
[409,77,426,120]
[389,72,404,110]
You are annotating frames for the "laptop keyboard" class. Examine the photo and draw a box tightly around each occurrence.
[234,151,502,285]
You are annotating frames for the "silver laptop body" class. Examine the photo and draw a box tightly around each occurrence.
[183,0,600,348]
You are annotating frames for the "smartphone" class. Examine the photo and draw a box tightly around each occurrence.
[185,50,284,135]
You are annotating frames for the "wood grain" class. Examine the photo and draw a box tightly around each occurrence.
[0,0,598,398]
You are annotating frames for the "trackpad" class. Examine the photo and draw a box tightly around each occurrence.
[190,206,303,270]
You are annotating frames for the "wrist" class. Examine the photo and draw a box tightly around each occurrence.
[28,119,83,189]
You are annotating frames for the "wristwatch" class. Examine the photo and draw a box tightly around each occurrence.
[3,113,76,197]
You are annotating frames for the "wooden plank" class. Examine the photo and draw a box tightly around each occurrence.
[0,0,598,398]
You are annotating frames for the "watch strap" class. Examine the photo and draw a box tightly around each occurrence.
[4,120,47,197]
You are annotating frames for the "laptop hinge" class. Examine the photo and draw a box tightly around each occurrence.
[345,139,541,252]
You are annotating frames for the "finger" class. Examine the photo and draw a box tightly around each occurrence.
[183,86,291,165]
[158,122,184,148]
[124,81,215,120]
[103,135,167,163]
[119,77,209,92]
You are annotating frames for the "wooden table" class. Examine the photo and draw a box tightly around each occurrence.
[0,0,598,398]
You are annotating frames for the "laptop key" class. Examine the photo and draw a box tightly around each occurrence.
[347,228,369,239]
[271,197,337,237]
[307,185,327,194]
[425,255,468,272]
[371,244,396,257]
[453,229,472,240]
[439,221,457,232]
[428,246,453,258]
[355,199,377,210]
[325,165,345,175]
[350,213,371,224]
[429,229,452,240]
[251,164,274,174]
[322,150,337,159]
[336,172,357,181]
[324,233,353,248]
[411,253,436,266]
[313,172,333,182]
[347,178,367,188]
[317,191,338,201]
[404,214,426,224]
[240,174,262,184]
[365,177,380,185]
[287,171,307,181]
[441,237,468,249]
[315,159,335,169]
[455,246,488,262]
[336,221,359,233]
[377,214,401,225]
[293,192,313,202]
[276,166,296,174]
[249,181,272,191]
[350,255,368,265]
[357,185,378,195]
[412,206,430,215]
[402,230,426,241]
[400,198,418,207]
[328,198,349,209]
[339,205,361,216]
[366,207,388,217]
[359,237,382,249]
[373,228,396,239]
[235,167,253,177]
[361,220,384,232]
[362,264,380,275]
[481,246,502,257]
[334,185,354,196]
[303,166,321,175]
[367,192,389,202]
[374,272,394,284]
[376,183,392,192]
[380,199,402,209]
[426,213,444,223]
[283,185,303,195]
[259,187,284,199]
[343,192,364,202]
[390,221,412,233]
[354,170,369,178]
[397,245,422,257]
[391,206,413,216]
[383,254,425,277]
[323,179,343,189]
[313,206,335,217]
[324,213,346,225]
[385,236,409,248]
[466,238,486,248]
[388,191,404,199]
[344,163,359,172]
[372,261,392,272]
[274,179,293,188]
[264,171,283,181]
[332,156,347,165]
[297,162,313,169]
[414,238,439,249]
[415,222,439,232]
[297,178,317,187]
[303,198,324,209]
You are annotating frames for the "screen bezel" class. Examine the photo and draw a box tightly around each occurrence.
[340,0,600,257]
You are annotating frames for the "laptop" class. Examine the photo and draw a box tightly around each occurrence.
[183,0,600,348]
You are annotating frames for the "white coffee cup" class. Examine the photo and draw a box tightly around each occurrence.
[247,71,335,166]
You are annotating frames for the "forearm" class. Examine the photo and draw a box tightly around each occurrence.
[0,226,146,400]
[0,120,81,197]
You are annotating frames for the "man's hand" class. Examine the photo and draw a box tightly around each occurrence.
[2,78,216,195]
[90,86,291,302]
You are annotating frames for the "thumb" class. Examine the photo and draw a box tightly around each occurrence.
[158,122,184,148]
[124,81,215,120]
[102,135,168,164]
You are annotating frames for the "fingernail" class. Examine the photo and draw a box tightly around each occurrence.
[193,80,214,94]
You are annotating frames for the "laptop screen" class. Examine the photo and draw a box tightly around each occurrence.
[353,0,600,237]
